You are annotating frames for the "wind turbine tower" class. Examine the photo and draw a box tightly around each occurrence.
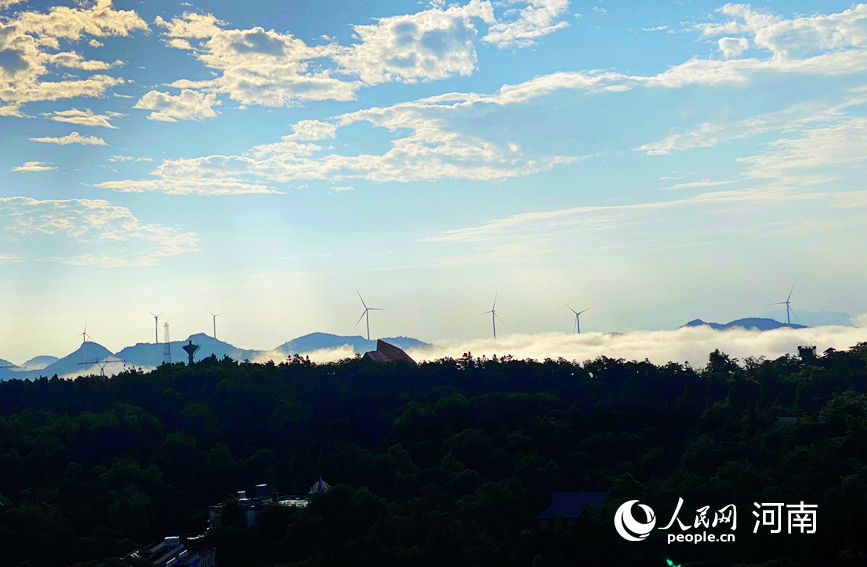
[478,294,504,339]
[356,292,384,341]
[564,304,592,334]
[75,321,94,345]
[148,310,165,343]
[769,283,797,325]
[205,308,225,340]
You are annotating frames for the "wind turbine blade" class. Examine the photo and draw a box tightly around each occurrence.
[204,308,214,316]
[492,292,497,311]
[356,311,367,326]
[148,311,156,317]
[787,282,795,302]
[791,309,803,324]
[216,312,226,317]
[157,310,165,318]
[495,313,505,324]
[766,302,787,306]
[563,303,578,314]
[477,310,493,318]
[357,291,367,309]
[368,308,385,311]
[579,307,593,314]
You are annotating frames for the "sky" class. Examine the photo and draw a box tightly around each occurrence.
[2,0,867,362]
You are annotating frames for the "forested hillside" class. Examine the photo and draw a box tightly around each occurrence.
[2,346,867,567]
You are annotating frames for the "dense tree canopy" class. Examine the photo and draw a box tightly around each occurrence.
[2,345,867,567]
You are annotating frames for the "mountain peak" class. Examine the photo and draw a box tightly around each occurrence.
[680,317,808,331]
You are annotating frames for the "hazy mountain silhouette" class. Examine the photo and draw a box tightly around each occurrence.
[116,333,261,368]
[274,333,429,356]
[0,357,14,368]
[1,332,431,381]
[682,317,808,331]
[29,342,113,379]
[20,355,59,370]
[760,309,851,327]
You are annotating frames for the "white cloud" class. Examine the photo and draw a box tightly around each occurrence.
[483,0,571,49]
[42,108,123,128]
[29,131,107,145]
[663,179,731,191]
[637,96,865,155]
[94,177,280,196]
[830,190,867,209]
[718,36,749,59]
[697,3,867,58]
[47,51,120,70]
[155,0,573,108]
[284,119,337,141]
[0,196,198,267]
[158,16,359,107]
[133,89,220,122]
[100,77,585,194]
[422,185,830,244]
[0,0,26,9]
[155,12,225,40]
[401,325,867,366]
[107,155,153,162]
[332,186,354,192]
[94,2,867,196]
[738,116,867,179]
[0,0,147,107]
[166,38,193,50]
[12,161,55,172]
[0,103,23,117]
[336,0,495,84]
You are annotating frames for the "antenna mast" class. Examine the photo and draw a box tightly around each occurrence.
[163,322,171,364]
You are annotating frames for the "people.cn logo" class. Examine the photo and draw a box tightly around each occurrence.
[614,500,657,541]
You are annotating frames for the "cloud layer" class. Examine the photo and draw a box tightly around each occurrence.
[0,197,198,266]
[0,0,146,107]
[401,324,867,366]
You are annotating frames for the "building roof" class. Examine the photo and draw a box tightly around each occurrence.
[362,340,416,365]
[536,492,607,520]
[310,477,331,494]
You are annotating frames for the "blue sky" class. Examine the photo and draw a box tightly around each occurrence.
[2,0,867,361]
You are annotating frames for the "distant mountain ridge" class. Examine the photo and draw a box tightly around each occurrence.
[1,332,431,381]
[116,333,261,369]
[682,317,808,331]
[20,355,59,370]
[759,309,852,327]
[275,333,428,356]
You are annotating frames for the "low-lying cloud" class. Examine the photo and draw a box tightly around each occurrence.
[399,324,867,367]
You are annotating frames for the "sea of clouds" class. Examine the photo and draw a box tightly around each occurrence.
[252,318,867,367]
[402,317,867,367]
[95,316,867,375]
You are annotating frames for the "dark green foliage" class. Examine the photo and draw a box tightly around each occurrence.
[0,346,866,566]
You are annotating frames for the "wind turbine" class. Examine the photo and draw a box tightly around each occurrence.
[356,292,384,341]
[148,310,165,343]
[477,294,504,339]
[564,304,592,334]
[768,283,798,325]
[205,308,225,340]
[74,321,94,344]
